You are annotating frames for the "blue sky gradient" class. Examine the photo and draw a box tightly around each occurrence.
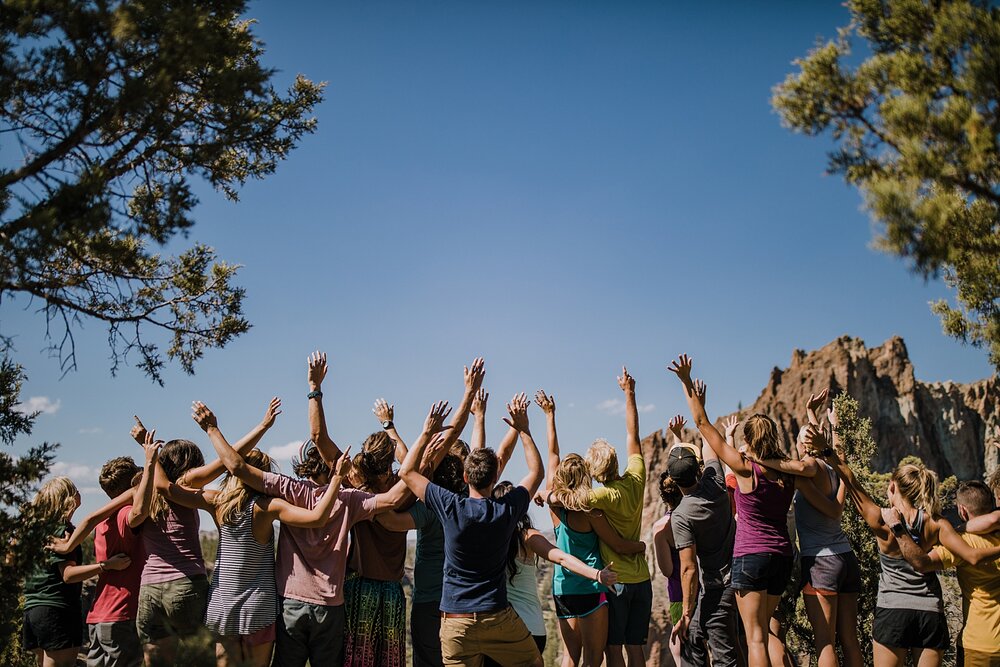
[4,1,993,517]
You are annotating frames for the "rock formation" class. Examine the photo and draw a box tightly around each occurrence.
[639,335,998,665]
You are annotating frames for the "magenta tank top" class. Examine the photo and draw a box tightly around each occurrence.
[141,502,206,585]
[733,460,794,558]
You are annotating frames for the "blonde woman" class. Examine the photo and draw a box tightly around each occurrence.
[815,413,1000,667]
[191,400,352,667]
[669,354,799,667]
[535,390,645,667]
[22,477,131,667]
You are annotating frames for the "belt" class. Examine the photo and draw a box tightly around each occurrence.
[441,611,477,619]
[440,607,508,620]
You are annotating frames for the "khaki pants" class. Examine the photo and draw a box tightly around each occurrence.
[439,606,540,667]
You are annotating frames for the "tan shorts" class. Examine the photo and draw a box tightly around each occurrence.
[439,606,540,667]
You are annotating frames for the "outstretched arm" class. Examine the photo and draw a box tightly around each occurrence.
[399,402,452,501]
[128,430,162,528]
[471,389,488,451]
[307,351,342,466]
[193,401,268,494]
[936,517,1000,566]
[619,367,640,458]
[964,510,1000,535]
[504,393,544,496]
[525,530,617,587]
[430,357,485,469]
[535,391,559,490]
[587,511,646,555]
[373,399,407,463]
[668,357,746,474]
[50,489,133,555]
[181,397,282,488]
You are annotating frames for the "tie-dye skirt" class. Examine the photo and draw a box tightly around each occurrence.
[343,572,406,667]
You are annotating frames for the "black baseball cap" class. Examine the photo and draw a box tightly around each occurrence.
[667,445,700,487]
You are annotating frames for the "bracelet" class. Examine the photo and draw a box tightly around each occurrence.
[98,561,106,571]
[307,390,323,400]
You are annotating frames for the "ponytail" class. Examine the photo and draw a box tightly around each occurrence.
[892,460,941,517]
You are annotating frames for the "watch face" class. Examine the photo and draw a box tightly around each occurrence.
[382,421,392,429]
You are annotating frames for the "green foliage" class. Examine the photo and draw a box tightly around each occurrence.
[773,0,1000,369]
[1,0,324,382]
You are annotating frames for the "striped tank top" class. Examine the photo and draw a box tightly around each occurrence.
[205,497,277,636]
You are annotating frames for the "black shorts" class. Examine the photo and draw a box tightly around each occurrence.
[607,580,652,646]
[731,553,793,595]
[801,552,862,594]
[23,605,83,651]
[553,592,608,619]
[873,607,949,650]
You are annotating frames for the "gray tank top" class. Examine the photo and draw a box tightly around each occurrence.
[876,508,943,612]
[793,460,852,557]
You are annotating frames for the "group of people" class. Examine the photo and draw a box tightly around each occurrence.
[18,352,1000,667]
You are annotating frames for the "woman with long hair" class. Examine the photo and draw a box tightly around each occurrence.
[22,476,131,667]
[816,407,1000,667]
[132,399,280,666]
[668,354,798,667]
[191,401,351,667]
[533,390,641,667]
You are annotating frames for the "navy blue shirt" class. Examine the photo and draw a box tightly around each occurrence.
[423,483,530,613]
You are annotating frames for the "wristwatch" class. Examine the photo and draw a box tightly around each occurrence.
[889,521,905,538]
[307,390,323,400]
[381,420,393,430]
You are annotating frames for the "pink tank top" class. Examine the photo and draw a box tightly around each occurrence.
[733,460,794,558]
[140,502,206,585]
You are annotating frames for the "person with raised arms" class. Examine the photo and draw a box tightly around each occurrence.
[191,400,352,667]
[398,390,545,667]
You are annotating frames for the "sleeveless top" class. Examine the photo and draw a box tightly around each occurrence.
[141,502,206,585]
[665,516,682,602]
[507,553,546,636]
[793,460,852,557]
[733,460,794,558]
[877,508,943,613]
[204,497,278,636]
[553,509,605,596]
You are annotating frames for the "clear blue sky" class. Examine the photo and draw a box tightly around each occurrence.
[5,1,993,518]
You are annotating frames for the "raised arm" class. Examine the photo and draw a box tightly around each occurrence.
[399,401,452,501]
[181,397,282,488]
[535,391,559,490]
[619,367,641,458]
[192,401,269,494]
[307,351,343,465]
[262,448,351,528]
[755,454,819,478]
[128,430,162,528]
[820,446,888,539]
[525,529,617,588]
[470,388,488,451]
[503,393,544,496]
[428,358,485,470]
[668,356,746,474]
[372,398,408,463]
[587,510,646,555]
[805,389,829,427]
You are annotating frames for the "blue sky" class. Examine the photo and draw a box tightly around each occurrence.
[4,1,994,518]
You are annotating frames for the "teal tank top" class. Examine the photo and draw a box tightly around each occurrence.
[552,509,606,596]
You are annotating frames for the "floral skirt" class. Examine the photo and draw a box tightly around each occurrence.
[343,573,406,667]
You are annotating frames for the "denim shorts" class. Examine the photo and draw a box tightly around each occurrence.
[801,552,862,594]
[731,553,793,595]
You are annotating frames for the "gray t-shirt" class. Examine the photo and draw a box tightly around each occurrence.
[670,459,736,589]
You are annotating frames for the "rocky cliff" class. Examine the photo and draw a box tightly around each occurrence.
[639,335,998,665]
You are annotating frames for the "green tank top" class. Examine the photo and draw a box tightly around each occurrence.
[553,509,605,596]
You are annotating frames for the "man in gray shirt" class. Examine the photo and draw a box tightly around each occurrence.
[667,418,741,667]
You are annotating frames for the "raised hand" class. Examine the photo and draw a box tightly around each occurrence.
[827,405,839,429]
[471,389,489,417]
[104,553,132,571]
[334,446,352,478]
[534,390,555,415]
[617,366,635,393]
[667,354,693,384]
[142,429,162,465]
[668,415,686,441]
[260,397,282,429]
[693,379,707,406]
[806,389,829,414]
[307,351,328,390]
[130,416,148,445]
[423,401,452,434]
[723,415,739,440]
[803,424,831,456]
[464,357,486,392]
[372,398,394,424]
[502,393,530,432]
[191,401,218,431]
[424,431,449,466]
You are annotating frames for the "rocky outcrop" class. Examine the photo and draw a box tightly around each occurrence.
[639,335,998,664]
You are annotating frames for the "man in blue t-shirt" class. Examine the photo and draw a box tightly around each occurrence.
[400,393,545,666]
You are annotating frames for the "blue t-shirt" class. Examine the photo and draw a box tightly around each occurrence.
[423,483,530,613]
